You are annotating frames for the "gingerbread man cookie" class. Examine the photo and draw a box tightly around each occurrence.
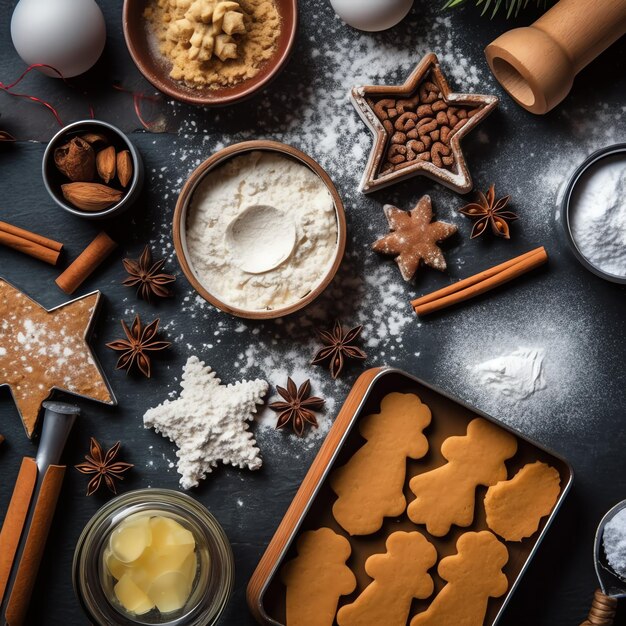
[281,528,356,626]
[331,392,431,535]
[410,531,509,626]
[337,531,437,626]
[407,417,517,536]
[484,461,561,541]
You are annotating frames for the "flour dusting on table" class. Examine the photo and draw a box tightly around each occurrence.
[473,348,546,402]
[134,2,624,463]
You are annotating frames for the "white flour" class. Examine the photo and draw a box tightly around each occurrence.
[569,155,626,277]
[186,151,338,311]
[472,348,546,402]
[143,356,268,489]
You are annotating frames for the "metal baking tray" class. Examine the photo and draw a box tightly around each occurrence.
[247,367,574,625]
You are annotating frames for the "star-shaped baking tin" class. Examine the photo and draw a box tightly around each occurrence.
[0,278,116,438]
[351,52,498,195]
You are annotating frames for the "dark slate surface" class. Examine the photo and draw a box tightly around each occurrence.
[1,0,626,625]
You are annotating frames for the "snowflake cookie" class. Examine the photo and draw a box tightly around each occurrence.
[143,355,268,489]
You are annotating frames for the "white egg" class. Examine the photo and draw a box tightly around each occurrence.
[11,0,106,78]
[329,0,413,32]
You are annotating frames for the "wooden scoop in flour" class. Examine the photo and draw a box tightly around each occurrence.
[580,500,626,625]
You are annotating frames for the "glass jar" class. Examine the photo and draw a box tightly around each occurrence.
[73,489,234,626]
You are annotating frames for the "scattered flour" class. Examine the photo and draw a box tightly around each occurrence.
[121,0,624,474]
[473,348,546,402]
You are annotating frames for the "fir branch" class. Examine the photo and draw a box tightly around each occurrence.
[443,0,550,18]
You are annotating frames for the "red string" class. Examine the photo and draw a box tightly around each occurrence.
[112,83,161,131]
[0,64,72,125]
[1,64,162,132]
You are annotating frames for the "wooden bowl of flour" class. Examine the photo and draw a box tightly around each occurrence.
[173,140,347,319]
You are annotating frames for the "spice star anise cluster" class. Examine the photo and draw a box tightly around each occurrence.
[458,184,518,239]
[269,378,325,437]
[312,321,367,379]
[75,437,133,496]
[106,315,171,378]
[123,245,176,301]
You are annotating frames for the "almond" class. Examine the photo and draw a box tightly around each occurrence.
[81,132,109,146]
[117,150,133,188]
[96,146,116,184]
[61,182,123,212]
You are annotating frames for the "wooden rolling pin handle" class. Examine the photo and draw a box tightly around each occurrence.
[580,589,618,626]
[485,0,626,113]
[535,0,626,72]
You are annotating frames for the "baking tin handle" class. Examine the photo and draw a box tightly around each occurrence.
[579,589,617,626]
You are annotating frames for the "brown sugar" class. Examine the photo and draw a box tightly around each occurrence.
[145,0,281,89]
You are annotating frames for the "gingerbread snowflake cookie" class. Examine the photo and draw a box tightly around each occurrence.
[143,356,268,488]
[372,196,457,281]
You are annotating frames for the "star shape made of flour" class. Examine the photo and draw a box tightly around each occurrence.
[0,278,116,438]
[143,356,269,489]
[372,196,457,281]
[351,52,498,194]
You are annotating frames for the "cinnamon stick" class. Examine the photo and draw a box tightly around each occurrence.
[0,221,63,265]
[55,232,117,295]
[412,247,548,317]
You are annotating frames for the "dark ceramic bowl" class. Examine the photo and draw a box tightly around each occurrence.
[123,0,298,106]
[42,120,144,221]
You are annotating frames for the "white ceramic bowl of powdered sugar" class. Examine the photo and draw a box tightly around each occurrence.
[562,144,626,284]
[173,140,347,319]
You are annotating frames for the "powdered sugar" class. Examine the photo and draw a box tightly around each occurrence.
[473,348,546,402]
[569,155,626,277]
[603,507,626,579]
[432,281,607,439]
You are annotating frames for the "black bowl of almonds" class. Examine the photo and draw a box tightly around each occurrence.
[42,120,144,220]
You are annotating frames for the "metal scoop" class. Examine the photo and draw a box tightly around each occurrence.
[580,500,626,625]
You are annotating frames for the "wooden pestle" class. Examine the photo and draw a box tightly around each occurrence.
[485,0,626,114]
[580,589,617,625]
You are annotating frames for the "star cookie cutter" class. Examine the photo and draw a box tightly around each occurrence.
[0,277,117,438]
[351,52,499,195]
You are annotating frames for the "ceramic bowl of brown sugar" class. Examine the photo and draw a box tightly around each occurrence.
[123,0,297,106]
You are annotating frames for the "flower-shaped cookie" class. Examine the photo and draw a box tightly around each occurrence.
[372,195,457,281]
[351,52,498,194]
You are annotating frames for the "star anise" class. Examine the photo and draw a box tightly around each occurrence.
[458,184,518,239]
[75,437,133,496]
[123,245,176,301]
[269,378,325,437]
[312,320,367,379]
[106,315,171,378]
